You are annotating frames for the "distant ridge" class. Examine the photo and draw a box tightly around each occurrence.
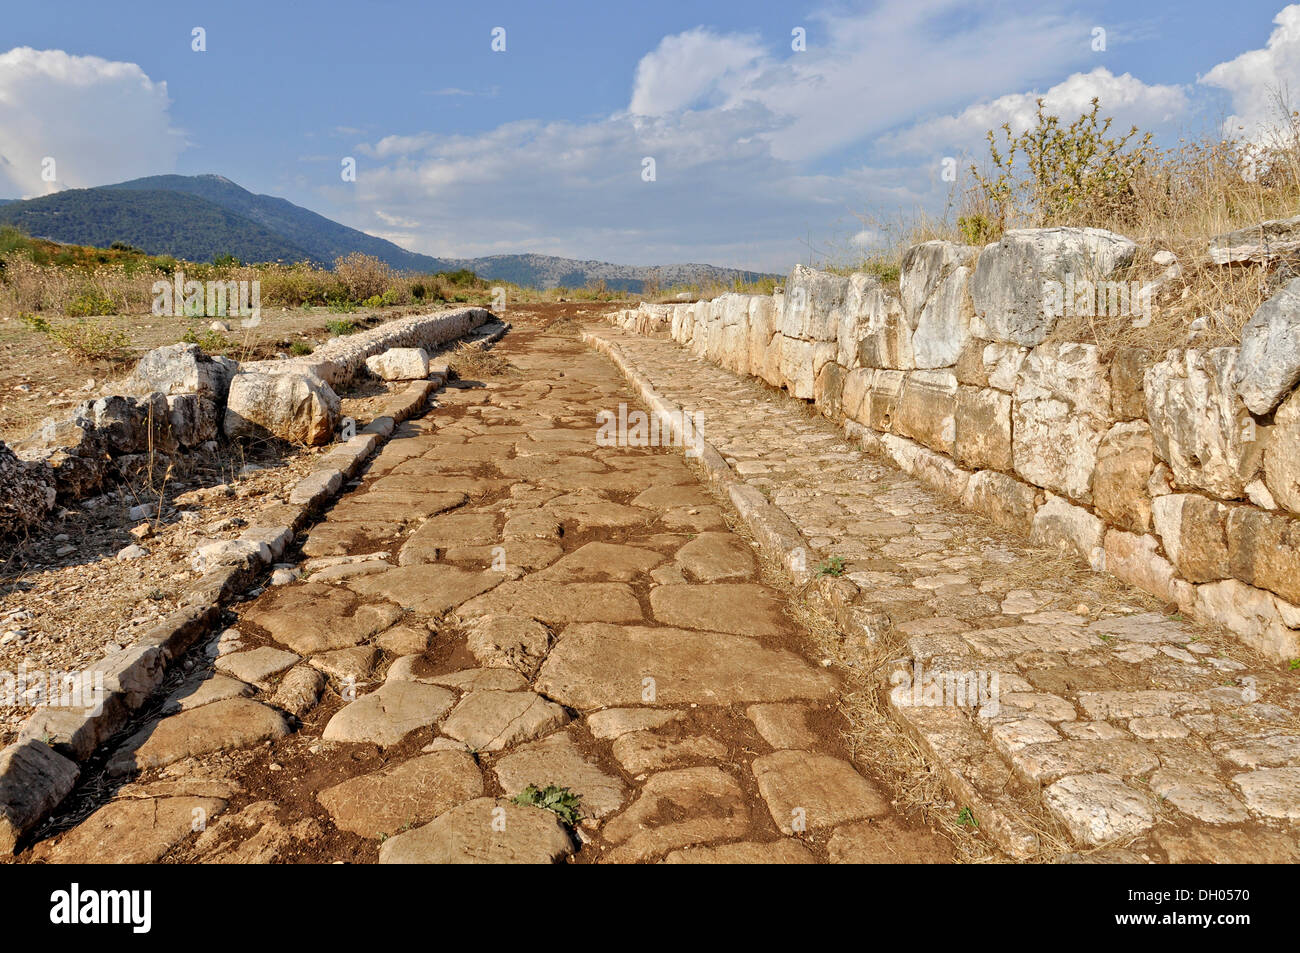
[0,174,774,292]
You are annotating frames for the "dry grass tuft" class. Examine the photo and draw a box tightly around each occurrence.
[447,341,517,380]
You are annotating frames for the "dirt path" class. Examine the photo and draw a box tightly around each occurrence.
[19,310,953,864]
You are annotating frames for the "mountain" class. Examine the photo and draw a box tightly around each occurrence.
[105,174,443,273]
[0,174,775,291]
[0,187,313,263]
[429,253,772,293]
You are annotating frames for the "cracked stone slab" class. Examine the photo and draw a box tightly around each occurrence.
[346,564,503,617]
[649,584,787,637]
[602,767,750,863]
[491,731,629,819]
[213,646,300,687]
[440,690,570,752]
[240,584,403,655]
[586,708,685,740]
[457,580,643,624]
[535,623,836,709]
[318,750,483,837]
[32,796,227,864]
[321,682,456,746]
[752,750,890,833]
[108,699,290,776]
[377,797,575,864]
[1043,773,1156,846]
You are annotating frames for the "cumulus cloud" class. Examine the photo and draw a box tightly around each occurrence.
[1200,4,1300,139]
[0,47,184,198]
[628,28,765,116]
[881,67,1191,157]
[333,1,1116,270]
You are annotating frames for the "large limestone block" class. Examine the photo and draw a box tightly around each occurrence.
[1194,578,1300,660]
[1146,348,1267,499]
[1209,215,1300,265]
[121,342,236,400]
[1104,530,1194,611]
[961,470,1039,535]
[901,240,977,326]
[841,368,874,425]
[971,227,1137,346]
[1236,278,1300,415]
[778,336,837,400]
[0,740,78,853]
[895,370,958,454]
[912,265,975,369]
[815,361,848,420]
[954,385,1013,471]
[861,369,906,432]
[836,273,896,369]
[1150,493,1230,584]
[1031,493,1105,567]
[1013,343,1112,503]
[780,264,851,341]
[1225,506,1300,605]
[365,347,430,381]
[224,369,341,446]
[1266,389,1300,514]
[1091,421,1157,534]
[748,296,778,383]
[983,341,1030,392]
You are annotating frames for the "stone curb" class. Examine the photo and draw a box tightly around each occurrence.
[0,339,482,853]
[583,327,1043,859]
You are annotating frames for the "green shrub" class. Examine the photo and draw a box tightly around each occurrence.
[511,785,583,826]
[289,340,314,356]
[66,289,116,317]
[18,311,51,333]
[325,318,358,336]
[49,320,131,362]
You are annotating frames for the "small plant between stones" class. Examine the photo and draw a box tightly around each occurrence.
[815,556,846,578]
[512,784,583,826]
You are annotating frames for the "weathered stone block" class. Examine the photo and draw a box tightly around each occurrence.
[1151,493,1230,584]
[1265,388,1300,515]
[1031,494,1104,567]
[1146,348,1268,499]
[895,370,957,454]
[1225,506,1300,605]
[971,227,1137,346]
[815,362,847,421]
[1091,421,1156,533]
[1110,347,1152,421]
[961,470,1039,535]
[954,386,1013,471]
[1232,273,1300,410]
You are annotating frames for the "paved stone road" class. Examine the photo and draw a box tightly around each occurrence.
[588,324,1300,862]
[23,319,953,864]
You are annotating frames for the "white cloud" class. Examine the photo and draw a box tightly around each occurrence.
[333,1,1118,271]
[1201,4,1300,139]
[881,67,1191,157]
[628,28,765,116]
[0,47,184,197]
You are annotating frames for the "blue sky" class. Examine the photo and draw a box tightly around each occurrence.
[0,0,1296,272]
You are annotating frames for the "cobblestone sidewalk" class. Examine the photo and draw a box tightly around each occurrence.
[588,324,1300,863]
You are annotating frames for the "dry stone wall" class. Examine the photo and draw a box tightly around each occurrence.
[609,228,1300,661]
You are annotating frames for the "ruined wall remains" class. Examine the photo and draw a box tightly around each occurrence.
[609,228,1300,661]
